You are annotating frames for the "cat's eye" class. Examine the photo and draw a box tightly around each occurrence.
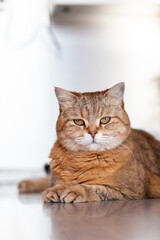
[73,119,85,126]
[100,117,111,125]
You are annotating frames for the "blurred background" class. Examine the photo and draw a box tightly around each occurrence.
[0,0,160,178]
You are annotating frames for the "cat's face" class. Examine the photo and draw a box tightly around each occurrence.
[55,82,130,152]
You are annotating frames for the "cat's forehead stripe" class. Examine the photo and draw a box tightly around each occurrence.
[79,104,106,121]
[81,106,90,119]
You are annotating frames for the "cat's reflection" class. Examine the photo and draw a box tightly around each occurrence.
[43,199,160,240]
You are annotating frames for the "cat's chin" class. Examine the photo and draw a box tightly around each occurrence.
[66,141,119,152]
[82,142,109,152]
[67,142,105,152]
[87,143,103,152]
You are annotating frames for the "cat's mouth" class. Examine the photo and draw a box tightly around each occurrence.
[75,135,102,148]
[83,141,98,147]
[89,139,99,145]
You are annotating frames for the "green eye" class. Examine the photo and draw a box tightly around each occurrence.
[100,117,110,124]
[73,119,85,126]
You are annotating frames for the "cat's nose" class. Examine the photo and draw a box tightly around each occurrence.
[88,130,98,138]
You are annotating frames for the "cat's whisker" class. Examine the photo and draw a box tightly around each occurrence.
[75,138,84,141]
[119,143,137,162]
[54,144,73,163]
[57,141,79,157]
[57,143,73,154]
[75,138,86,142]
[60,142,84,160]
[54,143,72,159]
[76,140,86,143]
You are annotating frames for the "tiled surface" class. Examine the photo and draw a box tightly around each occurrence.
[1,184,160,240]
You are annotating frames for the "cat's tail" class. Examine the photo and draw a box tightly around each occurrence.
[18,176,51,193]
[18,163,51,193]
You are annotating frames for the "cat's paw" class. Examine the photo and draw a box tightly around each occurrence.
[42,185,65,203]
[60,185,88,203]
[43,188,59,203]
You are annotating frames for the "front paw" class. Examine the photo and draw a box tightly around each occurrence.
[43,185,65,203]
[43,185,101,203]
[60,185,89,203]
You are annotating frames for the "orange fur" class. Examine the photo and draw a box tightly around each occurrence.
[19,83,160,202]
[44,130,160,202]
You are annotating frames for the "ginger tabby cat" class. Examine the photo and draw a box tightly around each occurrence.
[19,82,160,202]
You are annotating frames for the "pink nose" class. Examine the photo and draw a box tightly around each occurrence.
[88,130,97,138]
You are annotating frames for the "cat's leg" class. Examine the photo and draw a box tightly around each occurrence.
[43,184,131,203]
[18,176,51,193]
[42,184,66,202]
[60,184,127,203]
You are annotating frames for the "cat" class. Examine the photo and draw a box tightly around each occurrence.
[18,82,160,202]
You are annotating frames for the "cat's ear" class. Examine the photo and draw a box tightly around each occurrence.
[104,82,125,105]
[55,87,78,109]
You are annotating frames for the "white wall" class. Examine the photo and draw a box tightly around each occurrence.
[0,0,59,169]
[0,2,160,169]
[53,3,160,137]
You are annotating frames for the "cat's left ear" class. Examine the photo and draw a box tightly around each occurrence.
[104,82,125,105]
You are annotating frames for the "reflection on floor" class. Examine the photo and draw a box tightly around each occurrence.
[1,185,160,240]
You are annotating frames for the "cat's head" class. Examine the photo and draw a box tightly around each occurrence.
[55,82,130,152]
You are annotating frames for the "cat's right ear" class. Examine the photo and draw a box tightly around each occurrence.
[55,87,78,109]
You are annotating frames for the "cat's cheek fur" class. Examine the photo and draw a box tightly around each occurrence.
[77,133,93,145]
[80,131,128,151]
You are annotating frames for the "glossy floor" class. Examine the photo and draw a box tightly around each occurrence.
[1,185,160,240]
